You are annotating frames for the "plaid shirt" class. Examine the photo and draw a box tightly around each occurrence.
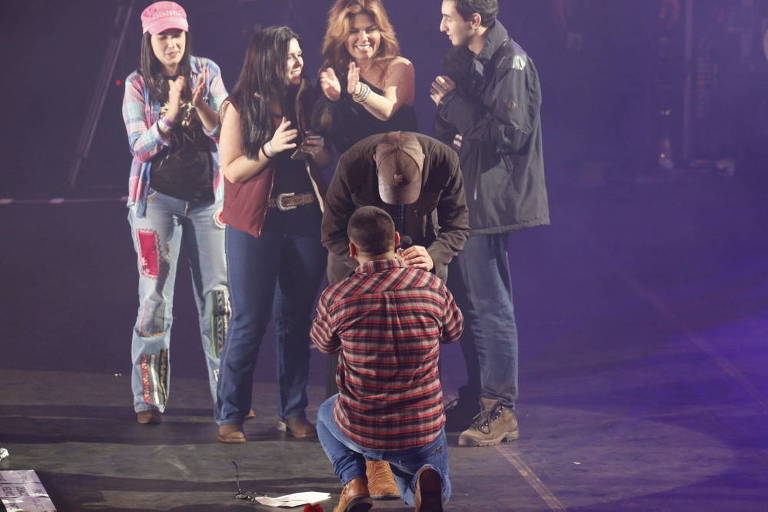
[311,258,463,449]
[122,56,228,217]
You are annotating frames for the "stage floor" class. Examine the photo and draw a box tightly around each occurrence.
[2,176,767,511]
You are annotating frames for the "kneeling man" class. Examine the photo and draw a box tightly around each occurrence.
[311,206,464,512]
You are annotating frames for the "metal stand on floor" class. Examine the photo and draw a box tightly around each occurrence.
[67,0,136,190]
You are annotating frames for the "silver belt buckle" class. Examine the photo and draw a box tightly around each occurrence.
[276,192,297,211]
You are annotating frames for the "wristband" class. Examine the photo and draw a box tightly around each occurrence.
[263,141,275,158]
[159,117,175,132]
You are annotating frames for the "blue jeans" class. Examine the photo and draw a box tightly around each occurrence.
[316,395,451,506]
[447,233,518,408]
[128,190,228,413]
[216,226,325,424]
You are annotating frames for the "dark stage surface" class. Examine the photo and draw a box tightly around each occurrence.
[2,0,768,510]
[2,176,767,511]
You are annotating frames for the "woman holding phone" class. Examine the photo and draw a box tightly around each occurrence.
[215,26,330,444]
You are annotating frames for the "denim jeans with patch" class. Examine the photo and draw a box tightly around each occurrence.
[316,395,452,506]
[128,189,228,414]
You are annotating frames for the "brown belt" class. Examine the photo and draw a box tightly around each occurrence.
[267,192,316,211]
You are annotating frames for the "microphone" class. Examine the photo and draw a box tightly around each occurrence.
[399,235,413,250]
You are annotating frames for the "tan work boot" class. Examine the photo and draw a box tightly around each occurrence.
[415,467,443,512]
[366,460,400,499]
[458,398,519,447]
[333,477,372,512]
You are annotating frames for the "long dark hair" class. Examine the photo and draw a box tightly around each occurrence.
[227,26,302,159]
[138,31,193,103]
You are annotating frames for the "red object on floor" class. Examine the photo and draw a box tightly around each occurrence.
[303,505,323,512]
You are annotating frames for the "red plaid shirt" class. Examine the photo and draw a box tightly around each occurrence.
[311,258,463,449]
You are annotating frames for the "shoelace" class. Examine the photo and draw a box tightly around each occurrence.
[469,404,504,434]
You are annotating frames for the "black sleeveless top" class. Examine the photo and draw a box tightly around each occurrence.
[314,77,418,154]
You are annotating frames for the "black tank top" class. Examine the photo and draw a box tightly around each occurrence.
[321,78,418,154]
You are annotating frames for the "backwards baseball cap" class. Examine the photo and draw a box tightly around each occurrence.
[141,1,189,35]
[374,132,425,205]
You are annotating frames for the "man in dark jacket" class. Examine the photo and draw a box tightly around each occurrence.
[431,0,550,447]
[322,131,469,284]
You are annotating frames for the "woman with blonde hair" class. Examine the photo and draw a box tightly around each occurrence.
[317,0,417,153]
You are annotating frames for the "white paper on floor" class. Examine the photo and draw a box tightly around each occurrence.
[253,491,331,507]
[0,470,57,511]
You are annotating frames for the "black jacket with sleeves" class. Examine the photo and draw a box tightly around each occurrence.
[436,20,550,234]
[321,132,469,282]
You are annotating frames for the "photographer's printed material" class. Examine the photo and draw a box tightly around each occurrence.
[0,470,57,512]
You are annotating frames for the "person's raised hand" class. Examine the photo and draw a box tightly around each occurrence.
[320,67,342,101]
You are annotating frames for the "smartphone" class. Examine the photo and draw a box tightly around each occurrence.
[290,135,323,160]
[290,148,310,160]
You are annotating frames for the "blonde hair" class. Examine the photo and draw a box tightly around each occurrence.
[322,0,400,76]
